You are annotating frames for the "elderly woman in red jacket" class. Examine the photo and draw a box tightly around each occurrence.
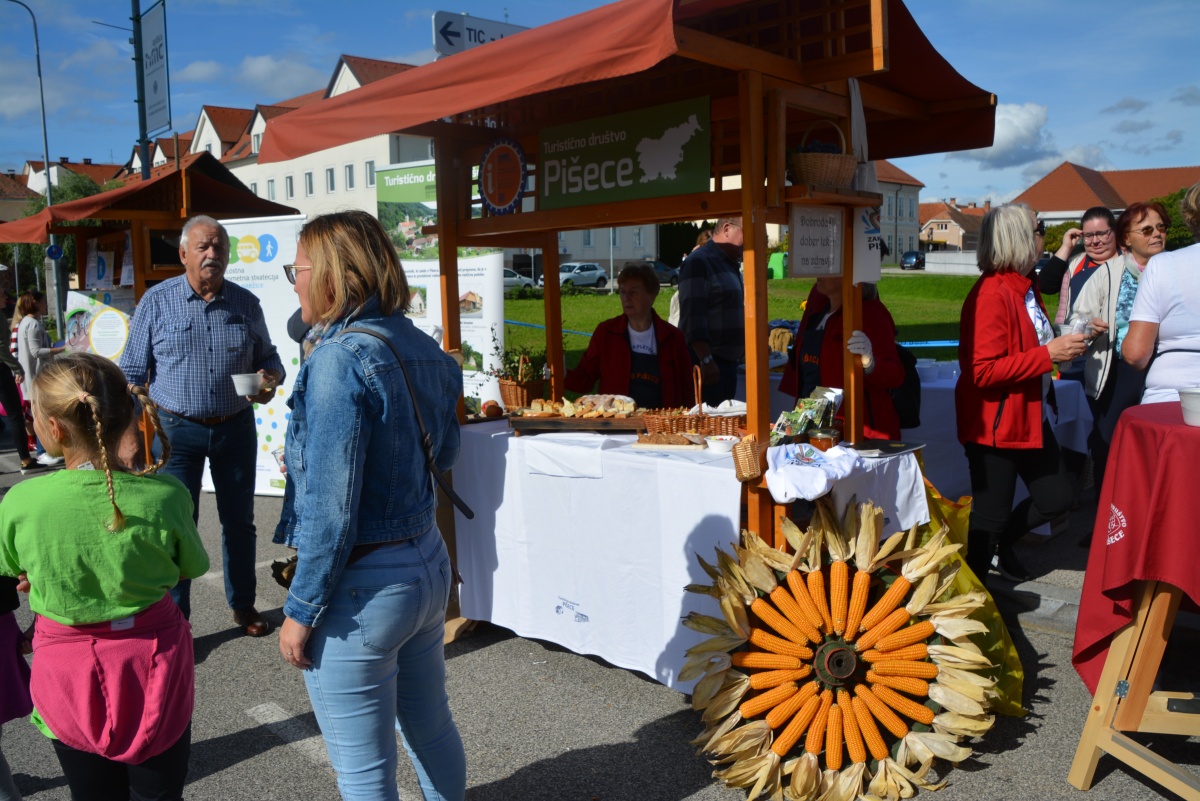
[957,203,1093,586]
[565,263,693,409]
[780,278,904,440]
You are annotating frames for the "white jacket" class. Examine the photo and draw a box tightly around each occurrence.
[1068,254,1140,399]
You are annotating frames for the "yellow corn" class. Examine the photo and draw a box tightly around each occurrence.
[844,569,871,643]
[854,684,910,739]
[856,608,911,652]
[807,568,834,634]
[768,587,822,644]
[870,660,940,679]
[871,683,935,726]
[749,666,813,690]
[731,652,802,671]
[873,620,936,653]
[739,681,799,719]
[785,569,826,631]
[766,680,819,729]
[750,598,811,645]
[865,670,929,697]
[858,575,912,633]
[771,693,822,756]
[749,628,814,660]
[861,643,929,663]
[830,560,849,635]
[826,704,844,771]
[805,690,834,754]
[839,690,867,764]
[851,695,889,761]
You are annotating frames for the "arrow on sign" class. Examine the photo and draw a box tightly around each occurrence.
[438,20,460,49]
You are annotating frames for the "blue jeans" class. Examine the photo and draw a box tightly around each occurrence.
[154,408,258,616]
[303,525,464,801]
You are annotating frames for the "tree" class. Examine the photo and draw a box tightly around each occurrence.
[1148,187,1197,251]
[1042,220,1079,256]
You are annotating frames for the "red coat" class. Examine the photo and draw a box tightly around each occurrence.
[565,312,694,407]
[780,289,904,440]
[956,270,1053,449]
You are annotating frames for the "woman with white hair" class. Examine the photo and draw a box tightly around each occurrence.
[1122,181,1200,403]
[956,203,1092,586]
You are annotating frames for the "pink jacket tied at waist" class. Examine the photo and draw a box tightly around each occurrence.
[31,595,194,764]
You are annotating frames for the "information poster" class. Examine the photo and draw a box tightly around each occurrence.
[65,291,132,359]
[789,205,842,277]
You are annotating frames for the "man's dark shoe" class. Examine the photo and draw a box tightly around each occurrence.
[992,545,1033,583]
[233,607,272,637]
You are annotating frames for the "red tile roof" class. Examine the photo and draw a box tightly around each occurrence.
[0,172,38,200]
[1104,166,1200,205]
[338,55,419,87]
[875,159,924,188]
[918,200,986,232]
[24,159,124,185]
[201,106,254,146]
[1014,162,1200,212]
[275,89,327,108]
[257,105,297,121]
[156,132,194,160]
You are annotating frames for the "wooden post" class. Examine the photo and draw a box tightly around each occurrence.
[542,235,563,399]
[841,207,865,444]
[434,138,463,355]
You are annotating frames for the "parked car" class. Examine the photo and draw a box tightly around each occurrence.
[538,262,608,288]
[1033,255,1051,276]
[503,268,534,289]
[623,259,679,286]
[899,250,926,270]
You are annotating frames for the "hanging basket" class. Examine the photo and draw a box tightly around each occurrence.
[788,119,858,189]
[732,434,766,483]
[497,354,544,410]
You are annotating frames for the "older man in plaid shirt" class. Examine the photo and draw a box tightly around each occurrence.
[678,217,745,406]
[121,215,284,637]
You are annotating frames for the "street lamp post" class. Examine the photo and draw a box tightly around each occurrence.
[4,0,64,334]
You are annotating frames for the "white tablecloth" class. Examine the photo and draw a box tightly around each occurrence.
[453,421,744,692]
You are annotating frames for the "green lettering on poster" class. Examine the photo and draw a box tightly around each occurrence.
[539,97,710,210]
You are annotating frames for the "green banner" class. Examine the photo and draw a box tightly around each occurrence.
[539,96,710,210]
[376,163,438,205]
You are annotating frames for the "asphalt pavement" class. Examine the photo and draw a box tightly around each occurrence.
[1,442,1196,801]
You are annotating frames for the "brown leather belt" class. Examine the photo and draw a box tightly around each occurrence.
[162,408,239,426]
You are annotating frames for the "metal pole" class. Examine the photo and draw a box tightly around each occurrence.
[131,0,151,180]
[3,0,62,333]
[609,227,614,294]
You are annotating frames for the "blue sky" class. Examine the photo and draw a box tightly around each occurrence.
[2,0,1198,206]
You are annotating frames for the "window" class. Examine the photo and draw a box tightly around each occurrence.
[558,231,565,242]
[249,182,257,196]
[252,133,261,154]
[267,179,275,201]
[285,175,295,199]
[366,160,376,187]
[583,230,593,247]
[886,196,893,218]
[304,172,314,196]
[610,228,619,247]
[205,143,212,153]
[325,167,335,193]
[908,236,914,252]
[908,198,915,218]
[887,235,894,253]
[633,227,642,247]
[344,164,355,190]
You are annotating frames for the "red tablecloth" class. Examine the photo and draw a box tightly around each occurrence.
[1072,402,1200,693]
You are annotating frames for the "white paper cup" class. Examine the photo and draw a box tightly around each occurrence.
[1179,388,1200,427]
[231,373,265,395]
[1055,325,1071,338]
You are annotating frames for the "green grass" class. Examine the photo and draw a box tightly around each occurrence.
[502,274,1061,367]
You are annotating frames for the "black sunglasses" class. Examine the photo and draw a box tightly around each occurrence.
[1035,219,1046,236]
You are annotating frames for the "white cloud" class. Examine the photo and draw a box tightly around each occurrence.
[1101,97,1149,114]
[405,8,434,24]
[1113,119,1154,134]
[947,103,1057,171]
[1170,85,1200,106]
[1124,129,1186,156]
[234,55,326,101]
[1018,144,1112,183]
[59,39,123,71]
[176,60,225,84]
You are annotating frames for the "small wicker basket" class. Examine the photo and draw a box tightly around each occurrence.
[788,120,857,188]
[641,366,746,437]
[733,434,766,483]
[497,355,544,410]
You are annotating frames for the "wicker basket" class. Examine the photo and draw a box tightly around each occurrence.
[641,366,746,436]
[497,354,544,410]
[733,435,766,483]
[788,120,857,188]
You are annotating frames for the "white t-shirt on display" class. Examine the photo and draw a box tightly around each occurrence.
[628,324,657,355]
[1129,243,1200,404]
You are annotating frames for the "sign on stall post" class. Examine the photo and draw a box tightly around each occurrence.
[432,11,528,57]
[788,205,842,277]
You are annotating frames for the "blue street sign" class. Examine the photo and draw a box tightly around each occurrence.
[45,244,63,260]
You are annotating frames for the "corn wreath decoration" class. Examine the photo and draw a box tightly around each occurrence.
[682,498,996,801]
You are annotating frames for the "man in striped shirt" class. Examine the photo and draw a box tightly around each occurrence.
[121,215,284,637]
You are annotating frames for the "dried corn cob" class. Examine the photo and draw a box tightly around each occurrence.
[871,683,935,725]
[785,569,826,631]
[805,690,834,754]
[768,587,822,644]
[750,598,810,645]
[749,666,813,690]
[860,643,929,663]
[825,703,844,770]
[873,620,936,653]
[771,693,822,756]
[854,683,910,739]
[844,569,871,643]
[830,559,849,635]
[731,652,802,670]
[858,575,912,633]
[865,670,929,697]
[807,568,834,634]
[765,680,819,728]
[851,695,889,761]
[839,690,867,764]
[749,628,814,659]
[870,659,940,679]
[738,681,799,719]
[855,607,911,652]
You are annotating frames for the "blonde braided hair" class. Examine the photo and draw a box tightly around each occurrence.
[80,393,124,531]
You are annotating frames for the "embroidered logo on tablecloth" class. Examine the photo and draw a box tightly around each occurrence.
[1106,504,1127,546]
[555,597,589,623]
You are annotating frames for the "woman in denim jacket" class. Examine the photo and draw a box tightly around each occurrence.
[274,211,465,801]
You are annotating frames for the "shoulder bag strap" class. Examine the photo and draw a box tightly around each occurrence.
[341,326,474,520]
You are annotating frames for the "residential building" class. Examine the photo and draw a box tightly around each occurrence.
[1014,162,1200,225]
[22,157,124,195]
[918,199,989,252]
[876,160,924,258]
[0,171,38,223]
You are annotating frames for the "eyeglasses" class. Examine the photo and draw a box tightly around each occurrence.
[1081,229,1113,242]
[1133,223,1168,237]
[1034,220,1046,236]
[618,288,645,299]
[283,264,311,284]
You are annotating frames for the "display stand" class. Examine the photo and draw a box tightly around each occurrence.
[1068,580,1200,799]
